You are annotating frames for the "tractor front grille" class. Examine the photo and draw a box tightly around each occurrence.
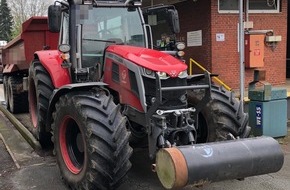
[143,76,187,110]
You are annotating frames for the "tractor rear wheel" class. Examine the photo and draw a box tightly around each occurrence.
[7,76,28,113]
[52,90,132,190]
[29,60,54,148]
[187,85,250,143]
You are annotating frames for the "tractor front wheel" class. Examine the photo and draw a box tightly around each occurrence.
[187,85,250,143]
[52,90,132,189]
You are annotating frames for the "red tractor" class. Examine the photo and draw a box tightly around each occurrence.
[26,0,283,189]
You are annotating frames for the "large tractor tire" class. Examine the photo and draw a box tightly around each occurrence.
[7,76,28,113]
[29,60,54,148]
[187,85,251,143]
[52,90,132,190]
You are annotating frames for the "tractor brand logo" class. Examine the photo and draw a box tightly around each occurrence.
[170,70,177,77]
[196,145,213,158]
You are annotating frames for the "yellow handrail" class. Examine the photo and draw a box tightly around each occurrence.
[189,58,232,91]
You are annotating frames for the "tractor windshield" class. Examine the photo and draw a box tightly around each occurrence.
[81,7,145,66]
[143,6,178,51]
[83,7,144,45]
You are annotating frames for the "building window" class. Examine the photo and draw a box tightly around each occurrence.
[218,0,281,13]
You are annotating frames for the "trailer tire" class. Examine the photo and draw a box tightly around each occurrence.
[3,76,9,109]
[187,85,250,143]
[52,90,132,190]
[7,76,28,113]
[29,60,54,148]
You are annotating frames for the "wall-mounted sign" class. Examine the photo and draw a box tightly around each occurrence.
[187,30,202,47]
[255,104,262,128]
[216,33,225,41]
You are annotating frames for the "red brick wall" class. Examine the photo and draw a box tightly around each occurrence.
[210,0,287,89]
[175,0,212,73]
[175,0,287,90]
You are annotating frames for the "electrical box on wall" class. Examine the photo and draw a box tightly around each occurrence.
[245,34,264,68]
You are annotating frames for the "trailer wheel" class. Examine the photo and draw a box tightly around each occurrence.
[29,60,54,148]
[7,76,28,113]
[3,76,9,109]
[52,90,132,190]
[187,85,250,143]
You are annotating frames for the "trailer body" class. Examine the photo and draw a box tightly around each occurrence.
[2,16,58,73]
[2,16,59,113]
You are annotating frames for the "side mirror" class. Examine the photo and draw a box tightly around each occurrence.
[167,9,180,34]
[48,5,62,33]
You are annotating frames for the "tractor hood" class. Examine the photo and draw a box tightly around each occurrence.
[106,45,187,77]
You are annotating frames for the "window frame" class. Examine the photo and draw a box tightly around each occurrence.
[218,0,281,14]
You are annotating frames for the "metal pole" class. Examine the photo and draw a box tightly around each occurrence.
[239,0,245,112]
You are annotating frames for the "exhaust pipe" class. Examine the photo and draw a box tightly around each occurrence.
[154,136,284,189]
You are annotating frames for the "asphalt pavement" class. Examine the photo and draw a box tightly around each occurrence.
[0,107,67,190]
[0,83,290,190]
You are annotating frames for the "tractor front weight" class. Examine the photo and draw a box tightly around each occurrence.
[154,136,284,189]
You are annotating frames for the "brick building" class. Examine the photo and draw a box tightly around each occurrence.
[144,0,288,90]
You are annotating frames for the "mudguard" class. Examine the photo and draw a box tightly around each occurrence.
[46,82,108,130]
[34,50,71,88]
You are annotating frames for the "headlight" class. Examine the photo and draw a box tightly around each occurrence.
[157,72,168,79]
[177,51,185,57]
[144,68,155,77]
[145,68,153,75]
[176,42,185,50]
[178,70,188,78]
[60,53,70,61]
[58,44,71,53]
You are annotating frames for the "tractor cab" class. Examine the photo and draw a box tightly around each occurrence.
[78,7,147,66]
[48,0,182,82]
[48,0,148,82]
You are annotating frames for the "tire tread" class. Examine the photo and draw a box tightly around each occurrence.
[52,91,132,189]
[188,84,250,141]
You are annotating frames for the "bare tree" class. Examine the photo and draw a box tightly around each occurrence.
[8,0,54,37]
